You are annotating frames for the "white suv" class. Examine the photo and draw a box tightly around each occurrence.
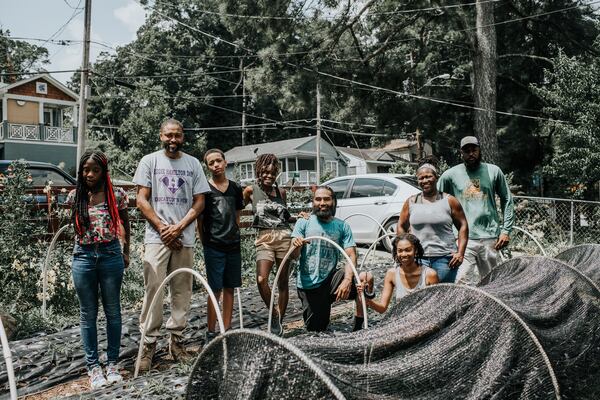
[322,173,421,251]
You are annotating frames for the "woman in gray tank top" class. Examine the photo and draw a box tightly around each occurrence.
[398,157,468,283]
[357,234,438,313]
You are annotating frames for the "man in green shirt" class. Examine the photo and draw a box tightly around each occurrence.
[437,136,514,285]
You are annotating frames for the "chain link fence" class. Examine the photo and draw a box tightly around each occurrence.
[510,195,600,257]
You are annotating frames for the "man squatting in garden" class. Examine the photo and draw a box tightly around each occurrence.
[197,149,244,342]
[291,186,366,332]
[67,150,130,389]
[243,154,298,336]
[437,136,515,285]
[134,118,211,372]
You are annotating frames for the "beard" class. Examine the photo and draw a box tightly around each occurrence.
[163,141,182,154]
[313,205,334,220]
[464,152,482,169]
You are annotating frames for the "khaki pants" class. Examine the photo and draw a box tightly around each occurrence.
[455,238,498,285]
[139,244,194,344]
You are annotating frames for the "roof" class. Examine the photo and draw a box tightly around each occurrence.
[225,136,321,163]
[0,73,79,101]
[382,138,417,150]
[335,147,394,162]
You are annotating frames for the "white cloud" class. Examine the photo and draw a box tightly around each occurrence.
[114,1,146,37]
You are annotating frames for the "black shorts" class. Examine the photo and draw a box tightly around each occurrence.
[297,268,357,332]
[203,245,242,291]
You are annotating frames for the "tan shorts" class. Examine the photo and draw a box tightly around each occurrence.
[255,228,292,264]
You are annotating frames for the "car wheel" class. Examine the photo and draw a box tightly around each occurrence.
[382,218,398,252]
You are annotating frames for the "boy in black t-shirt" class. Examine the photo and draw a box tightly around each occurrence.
[198,149,244,341]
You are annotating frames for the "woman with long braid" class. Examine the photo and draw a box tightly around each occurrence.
[66,150,130,389]
[243,154,295,336]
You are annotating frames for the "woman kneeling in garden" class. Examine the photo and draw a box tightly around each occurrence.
[67,150,130,389]
[358,234,438,313]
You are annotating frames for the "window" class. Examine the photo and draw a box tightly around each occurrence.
[325,160,338,176]
[349,178,386,198]
[377,165,391,173]
[28,168,73,186]
[297,158,315,171]
[383,181,397,196]
[328,179,350,199]
[347,166,357,175]
[395,176,420,189]
[287,158,297,172]
[238,163,254,180]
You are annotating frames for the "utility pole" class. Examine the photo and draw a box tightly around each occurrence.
[416,127,423,159]
[76,0,92,172]
[316,82,321,185]
[241,65,246,146]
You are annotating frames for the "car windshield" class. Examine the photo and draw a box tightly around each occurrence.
[395,176,420,189]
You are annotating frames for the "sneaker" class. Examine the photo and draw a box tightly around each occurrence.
[205,330,218,345]
[88,366,108,390]
[138,342,156,372]
[169,336,191,362]
[270,314,283,336]
[105,363,123,384]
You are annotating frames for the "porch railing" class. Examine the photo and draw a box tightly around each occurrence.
[279,170,318,185]
[2,123,75,144]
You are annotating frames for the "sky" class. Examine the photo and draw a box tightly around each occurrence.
[1,0,148,83]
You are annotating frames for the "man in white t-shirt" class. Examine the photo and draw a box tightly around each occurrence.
[133,118,210,371]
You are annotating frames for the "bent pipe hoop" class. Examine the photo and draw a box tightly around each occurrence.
[0,315,17,400]
[186,329,347,400]
[359,232,398,272]
[42,224,71,318]
[134,268,226,378]
[343,213,389,261]
[236,287,243,329]
[498,226,547,262]
[268,236,369,332]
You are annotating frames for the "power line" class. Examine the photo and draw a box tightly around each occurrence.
[145,0,573,124]
[0,69,82,76]
[321,124,387,137]
[153,0,501,21]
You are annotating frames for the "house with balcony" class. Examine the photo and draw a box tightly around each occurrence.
[0,74,79,173]
[224,136,348,186]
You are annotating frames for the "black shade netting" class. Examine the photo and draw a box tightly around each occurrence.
[555,244,600,287]
[187,284,559,400]
[185,329,345,400]
[479,256,600,400]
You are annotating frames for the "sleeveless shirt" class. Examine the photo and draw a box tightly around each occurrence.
[395,265,428,301]
[251,184,290,229]
[408,193,457,257]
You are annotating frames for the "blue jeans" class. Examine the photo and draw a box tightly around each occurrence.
[421,255,456,283]
[72,240,124,370]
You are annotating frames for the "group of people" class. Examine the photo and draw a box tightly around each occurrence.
[67,118,514,390]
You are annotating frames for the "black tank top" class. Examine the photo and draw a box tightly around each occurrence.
[251,184,290,229]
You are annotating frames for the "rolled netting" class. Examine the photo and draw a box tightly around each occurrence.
[186,283,560,399]
[186,329,345,400]
[479,256,600,400]
[555,244,600,287]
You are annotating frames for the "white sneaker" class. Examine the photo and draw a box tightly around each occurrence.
[88,366,108,390]
[105,363,123,384]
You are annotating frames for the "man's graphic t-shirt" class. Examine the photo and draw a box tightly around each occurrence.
[291,215,355,290]
[133,150,210,246]
[437,162,514,240]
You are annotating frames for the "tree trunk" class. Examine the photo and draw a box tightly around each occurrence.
[473,0,499,164]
